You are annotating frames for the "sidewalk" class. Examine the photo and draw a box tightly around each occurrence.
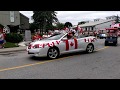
[0,41,31,53]
[0,46,27,53]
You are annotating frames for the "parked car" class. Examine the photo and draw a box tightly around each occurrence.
[105,36,118,46]
[105,28,118,46]
[27,33,98,59]
[99,33,107,39]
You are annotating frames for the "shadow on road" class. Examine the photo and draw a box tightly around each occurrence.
[28,51,94,61]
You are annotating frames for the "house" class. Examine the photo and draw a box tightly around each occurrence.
[0,11,29,33]
[78,15,117,33]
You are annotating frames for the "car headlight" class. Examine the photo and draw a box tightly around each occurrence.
[33,44,43,49]
[28,44,32,49]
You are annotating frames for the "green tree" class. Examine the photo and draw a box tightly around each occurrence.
[115,15,120,24]
[64,22,73,28]
[29,23,39,33]
[46,24,54,31]
[32,11,58,34]
[56,23,64,30]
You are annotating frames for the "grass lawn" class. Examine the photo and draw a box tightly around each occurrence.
[4,42,19,48]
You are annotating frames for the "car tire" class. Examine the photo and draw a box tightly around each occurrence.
[105,42,108,46]
[47,47,59,59]
[86,44,94,53]
[114,42,118,46]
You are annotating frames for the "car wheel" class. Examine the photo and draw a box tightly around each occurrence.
[114,42,118,46]
[105,42,108,46]
[47,47,59,59]
[86,44,94,53]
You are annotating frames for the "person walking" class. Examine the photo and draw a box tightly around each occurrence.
[0,31,5,48]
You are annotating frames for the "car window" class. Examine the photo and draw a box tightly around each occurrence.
[77,34,88,38]
[44,33,64,40]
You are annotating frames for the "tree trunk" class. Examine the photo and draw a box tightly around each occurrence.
[43,19,47,34]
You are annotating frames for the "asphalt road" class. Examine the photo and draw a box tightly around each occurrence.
[0,39,120,79]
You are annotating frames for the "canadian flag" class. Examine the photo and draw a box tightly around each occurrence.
[64,27,69,32]
[76,25,83,33]
[65,39,78,51]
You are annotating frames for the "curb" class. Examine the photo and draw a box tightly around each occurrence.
[0,49,26,54]
[0,47,27,54]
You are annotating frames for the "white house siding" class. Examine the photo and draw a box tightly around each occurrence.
[94,21,114,32]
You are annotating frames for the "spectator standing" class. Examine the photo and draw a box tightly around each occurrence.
[32,32,42,41]
[0,31,5,48]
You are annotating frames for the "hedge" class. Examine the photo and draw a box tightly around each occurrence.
[5,33,23,43]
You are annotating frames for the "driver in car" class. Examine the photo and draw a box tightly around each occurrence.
[67,32,74,39]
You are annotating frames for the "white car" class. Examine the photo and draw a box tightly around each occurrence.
[27,33,98,59]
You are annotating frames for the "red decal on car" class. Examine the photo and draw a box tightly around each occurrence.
[70,42,74,47]
[87,39,89,42]
[65,40,69,51]
[74,38,78,49]
[93,38,97,41]
[56,41,60,45]
[28,44,32,49]
[40,44,45,48]
[39,44,43,47]
[43,44,45,48]
[47,42,55,47]
[52,42,55,46]
[85,38,89,42]
[47,43,51,47]
[90,38,94,42]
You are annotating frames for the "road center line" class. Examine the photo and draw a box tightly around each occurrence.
[0,46,109,72]
[95,46,109,51]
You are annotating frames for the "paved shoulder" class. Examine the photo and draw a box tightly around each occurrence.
[0,46,27,53]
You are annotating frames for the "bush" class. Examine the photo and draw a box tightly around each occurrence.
[4,42,19,48]
[5,33,23,43]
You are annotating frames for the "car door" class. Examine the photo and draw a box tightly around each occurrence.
[59,35,78,53]
[77,35,87,50]
[67,38,78,52]
[77,35,97,50]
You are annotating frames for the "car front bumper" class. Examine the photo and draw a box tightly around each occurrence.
[27,47,49,57]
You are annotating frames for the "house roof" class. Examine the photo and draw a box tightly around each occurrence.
[20,13,29,20]
[78,19,115,27]
[106,15,116,18]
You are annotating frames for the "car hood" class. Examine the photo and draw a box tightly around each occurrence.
[30,39,59,45]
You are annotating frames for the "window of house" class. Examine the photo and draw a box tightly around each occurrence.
[91,27,94,30]
[85,27,87,31]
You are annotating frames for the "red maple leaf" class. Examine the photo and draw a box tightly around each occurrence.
[70,42,74,47]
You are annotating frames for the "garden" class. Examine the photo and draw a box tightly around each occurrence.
[4,33,23,48]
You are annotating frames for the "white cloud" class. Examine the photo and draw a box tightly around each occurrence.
[20,11,120,25]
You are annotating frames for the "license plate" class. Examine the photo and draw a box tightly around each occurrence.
[109,42,113,43]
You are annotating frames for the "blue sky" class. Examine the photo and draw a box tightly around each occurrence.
[20,11,120,25]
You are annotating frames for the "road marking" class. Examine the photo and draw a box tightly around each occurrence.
[95,46,109,51]
[0,56,71,72]
[0,46,109,72]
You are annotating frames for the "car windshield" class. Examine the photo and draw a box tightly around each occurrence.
[44,33,65,40]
